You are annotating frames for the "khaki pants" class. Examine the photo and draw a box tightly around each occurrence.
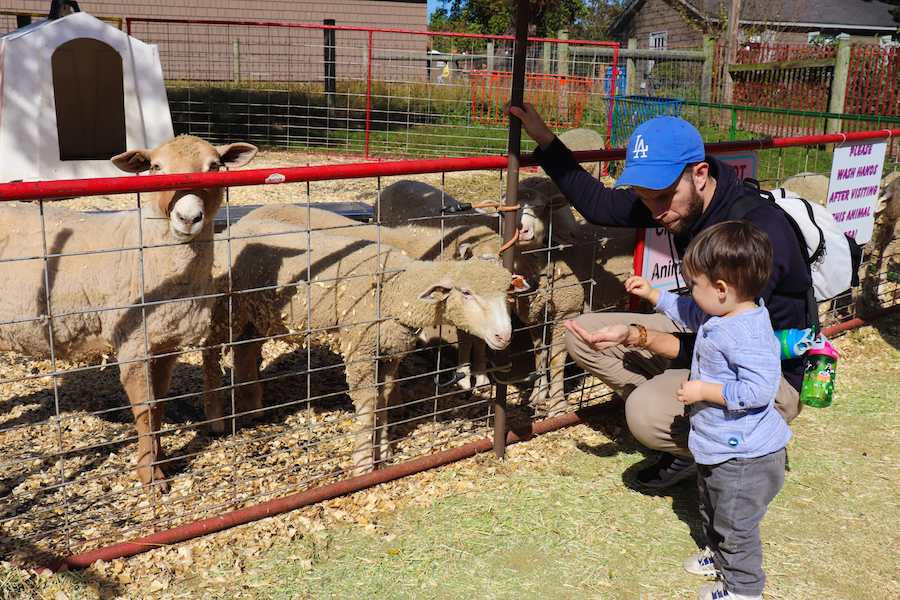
[564,312,801,457]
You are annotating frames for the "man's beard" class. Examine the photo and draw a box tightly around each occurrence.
[663,182,704,237]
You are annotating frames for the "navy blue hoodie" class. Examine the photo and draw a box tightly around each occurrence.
[535,137,811,390]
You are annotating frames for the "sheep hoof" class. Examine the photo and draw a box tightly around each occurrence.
[206,419,227,436]
[546,397,571,418]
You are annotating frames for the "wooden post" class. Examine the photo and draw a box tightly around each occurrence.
[826,38,851,141]
[701,36,715,120]
[543,40,552,74]
[232,38,240,85]
[721,0,742,125]
[556,28,569,77]
[626,38,637,96]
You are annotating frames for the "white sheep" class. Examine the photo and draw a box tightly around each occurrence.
[237,204,510,262]
[506,221,635,416]
[202,218,515,473]
[779,172,830,205]
[233,204,511,390]
[537,127,606,179]
[0,135,258,493]
[376,179,580,247]
[376,179,582,388]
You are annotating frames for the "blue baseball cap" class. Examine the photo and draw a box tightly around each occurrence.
[615,116,706,190]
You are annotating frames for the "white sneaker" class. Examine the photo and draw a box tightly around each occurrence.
[684,546,718,576]
[698,580,763,600]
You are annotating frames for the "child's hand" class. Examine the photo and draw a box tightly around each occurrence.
[677,380,705,405]
[626,276,659,305]
[625,276,651,297]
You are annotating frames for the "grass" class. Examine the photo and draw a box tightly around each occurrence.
[4,313,899,599]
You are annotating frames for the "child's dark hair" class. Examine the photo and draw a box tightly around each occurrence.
[682,220,773,299]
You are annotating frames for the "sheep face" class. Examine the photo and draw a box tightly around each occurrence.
[408,260,513,351]
[112,135,258,241]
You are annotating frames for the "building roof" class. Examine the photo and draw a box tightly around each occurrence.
[608,0,900,36]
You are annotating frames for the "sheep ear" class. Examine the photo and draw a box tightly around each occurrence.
[417,280,454,302]
[111,149,152,173]
[472,206,499,218]
[216,143,259,168]
[457,242,473,260]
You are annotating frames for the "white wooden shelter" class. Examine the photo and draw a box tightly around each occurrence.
[0,11,174,182]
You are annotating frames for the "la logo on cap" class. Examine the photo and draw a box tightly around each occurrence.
[632,134,649,159]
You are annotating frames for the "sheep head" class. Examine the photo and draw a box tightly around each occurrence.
[407,259,512,351]
[875,171,900,226]
[112,135,258,241]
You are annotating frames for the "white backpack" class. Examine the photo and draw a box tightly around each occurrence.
[728,180,862,332]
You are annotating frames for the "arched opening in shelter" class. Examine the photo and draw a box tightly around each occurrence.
[51,37,126,160]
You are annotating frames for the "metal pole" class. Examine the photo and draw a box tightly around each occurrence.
[324,20,337,110]
[494,0,531,461]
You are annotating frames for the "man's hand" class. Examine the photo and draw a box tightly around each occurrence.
[564,319,630,352]
[504,101,556,150]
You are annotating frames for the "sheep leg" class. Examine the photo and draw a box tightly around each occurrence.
[374,360,400,464]
[455,334,475,390]
[527,324,551,406]
[544,323,570,417]
[469,339,490,388]
[233,339,265,420]
[201,344,226,435]
[455,332,489,390]
[347,359,390,475]
[121,355,176,493]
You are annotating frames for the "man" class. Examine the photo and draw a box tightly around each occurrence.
[506,101,809,487]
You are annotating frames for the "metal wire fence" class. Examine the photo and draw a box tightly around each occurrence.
[1,133,898,567]
[1,14,900,569]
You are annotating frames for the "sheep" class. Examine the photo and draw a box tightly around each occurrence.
[0,135,258,493]
[507,221,635,416]
[376,179,580,247]
[537,127,606,179]
[236,204,514,262]
[375,179,581,387]
[860,170,900,310]
[779,172,830,205]
[233,204,511,390]
[201,218,516,473]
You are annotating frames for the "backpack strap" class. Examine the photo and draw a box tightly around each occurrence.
[726,178,821,335]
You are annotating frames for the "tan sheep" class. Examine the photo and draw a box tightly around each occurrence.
[0,135,258,492]
[202,218,515,473]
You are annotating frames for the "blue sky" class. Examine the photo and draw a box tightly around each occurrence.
[427,0,441,19]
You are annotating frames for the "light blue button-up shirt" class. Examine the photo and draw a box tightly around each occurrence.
[655,292,793,465]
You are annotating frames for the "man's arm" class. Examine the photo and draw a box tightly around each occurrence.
[564,320,681,359]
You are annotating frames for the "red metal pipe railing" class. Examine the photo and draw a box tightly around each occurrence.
[3,129,898,203]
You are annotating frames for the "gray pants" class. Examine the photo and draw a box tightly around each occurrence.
[564,312,801,456]
[698,448,787,596]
